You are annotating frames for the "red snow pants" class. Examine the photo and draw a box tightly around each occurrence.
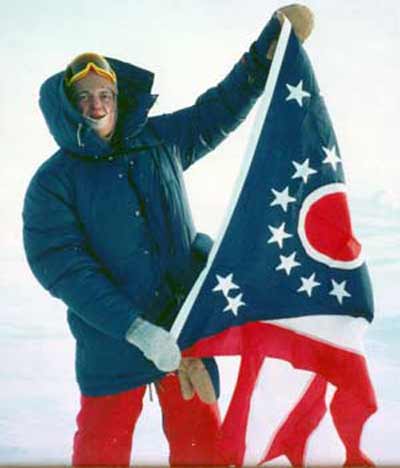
[72,372,221,466]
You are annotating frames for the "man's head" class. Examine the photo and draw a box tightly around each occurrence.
[65,53,118,140]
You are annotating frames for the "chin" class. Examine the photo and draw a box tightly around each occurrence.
[98,126,115,141]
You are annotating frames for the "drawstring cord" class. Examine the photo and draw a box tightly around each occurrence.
[77,123,84,147]
[148,383,154,402]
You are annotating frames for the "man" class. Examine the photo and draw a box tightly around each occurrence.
[23,5,313,466]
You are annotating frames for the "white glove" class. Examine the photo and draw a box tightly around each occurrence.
[125,317,181,372]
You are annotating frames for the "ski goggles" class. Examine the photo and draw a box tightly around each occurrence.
[65,53,117,87]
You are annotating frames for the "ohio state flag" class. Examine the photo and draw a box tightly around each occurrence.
[172,19,377,467]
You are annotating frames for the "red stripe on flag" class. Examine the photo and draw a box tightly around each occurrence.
[216,353,264,466]
[183,321,377,466]
[260,374,328,466]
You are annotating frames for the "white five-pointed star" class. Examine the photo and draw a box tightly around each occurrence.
[276,251,301,276]
[329,279,351,305]
[270,186,296,212]
[285,80,311,107]
[223,293,246,316]
[322,146,341,171]
[212,273,240,297]
[297,273,321,297]
[267,222,292,249]
[291,158,317,183]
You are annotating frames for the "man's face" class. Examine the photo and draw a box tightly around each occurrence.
[72,71,117,140]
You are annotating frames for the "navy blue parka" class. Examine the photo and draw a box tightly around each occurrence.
[23,15,281,396]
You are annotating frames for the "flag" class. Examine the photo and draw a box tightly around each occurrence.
[172,20,377,467]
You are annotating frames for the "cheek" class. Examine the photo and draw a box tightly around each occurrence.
[104,106,117,130]
[106,100,117,115]
[77,101,89,115]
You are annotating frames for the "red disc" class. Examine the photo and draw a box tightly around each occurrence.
[304,192,361,261]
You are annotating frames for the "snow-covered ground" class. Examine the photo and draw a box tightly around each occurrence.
[1,196,399,466]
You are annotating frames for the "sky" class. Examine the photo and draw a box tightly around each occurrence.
[0,1,399,465]
[1,0,400,252]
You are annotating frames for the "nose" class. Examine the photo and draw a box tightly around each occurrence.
[87,95,105,117]
[90,94,103,110]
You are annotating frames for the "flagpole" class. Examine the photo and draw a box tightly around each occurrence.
[171,18,293,340]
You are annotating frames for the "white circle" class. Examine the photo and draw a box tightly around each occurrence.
[297,183,364,269]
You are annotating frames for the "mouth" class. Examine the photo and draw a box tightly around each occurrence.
[85,114,109,130]
[86,114,107,123]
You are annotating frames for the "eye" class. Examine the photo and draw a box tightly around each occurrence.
[100,91,113,102]
[75,93,89,103]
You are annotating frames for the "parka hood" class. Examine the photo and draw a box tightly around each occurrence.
[39,57,158,159]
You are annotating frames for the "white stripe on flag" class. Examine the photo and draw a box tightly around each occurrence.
[263,315,368,354]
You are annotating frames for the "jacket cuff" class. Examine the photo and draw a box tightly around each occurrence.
[192,232,214,262]
[253,13,282,64]
[239,13,282,93]
[125,316,144,343]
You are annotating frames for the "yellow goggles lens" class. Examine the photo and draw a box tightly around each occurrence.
[65,53,117,87]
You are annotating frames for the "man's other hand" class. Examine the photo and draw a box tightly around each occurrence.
[267,4,314,59]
